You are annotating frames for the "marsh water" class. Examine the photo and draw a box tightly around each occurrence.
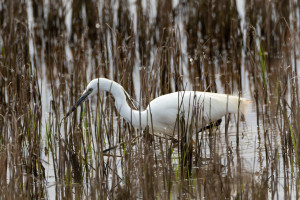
[1,0,300,199]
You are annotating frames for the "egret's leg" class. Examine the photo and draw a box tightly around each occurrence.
[198,118,222,132]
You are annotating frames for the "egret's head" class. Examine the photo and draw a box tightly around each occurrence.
[83,79,100,97]
[75,80,101,107]
[63,79,100,119]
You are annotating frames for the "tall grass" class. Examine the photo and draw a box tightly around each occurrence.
[1,0,300,199]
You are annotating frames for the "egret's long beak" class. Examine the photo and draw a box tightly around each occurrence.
[62,91,89,121]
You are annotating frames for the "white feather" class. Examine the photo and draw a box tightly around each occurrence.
[80,78,251,135]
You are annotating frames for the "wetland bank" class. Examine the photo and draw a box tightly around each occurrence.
[1,0,300,199]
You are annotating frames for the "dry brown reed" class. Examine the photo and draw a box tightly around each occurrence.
[1,0,300,199]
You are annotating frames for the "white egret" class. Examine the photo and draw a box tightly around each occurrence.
[63,78,251,135]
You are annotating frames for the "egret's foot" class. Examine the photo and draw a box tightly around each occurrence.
[198,119,222,132]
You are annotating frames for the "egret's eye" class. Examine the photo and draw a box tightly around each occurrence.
[88,88,93,93]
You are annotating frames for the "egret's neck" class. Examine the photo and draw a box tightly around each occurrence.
[99,78,147,129]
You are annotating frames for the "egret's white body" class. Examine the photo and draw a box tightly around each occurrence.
[66,78,251,135]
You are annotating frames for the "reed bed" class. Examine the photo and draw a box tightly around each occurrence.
[1,0,300,199]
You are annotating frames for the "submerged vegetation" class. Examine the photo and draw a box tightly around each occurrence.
[0,0,300,199]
